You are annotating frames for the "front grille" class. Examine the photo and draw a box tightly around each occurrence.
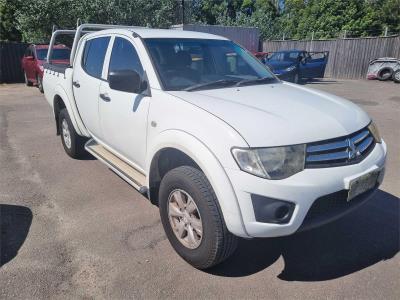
[305,126,375,168]
[298,185,377,232]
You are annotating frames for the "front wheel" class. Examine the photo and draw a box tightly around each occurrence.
[159,166,238,269]
[58,108,87,159]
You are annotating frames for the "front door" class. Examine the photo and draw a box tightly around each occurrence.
[73,36,111,138]
[99,36,150,171]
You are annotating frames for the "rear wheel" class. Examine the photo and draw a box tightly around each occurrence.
[24,71,32,86]
[36,75,44,93]
[58,108,87,159]
[159,166,238,269]
[377,67,393,81]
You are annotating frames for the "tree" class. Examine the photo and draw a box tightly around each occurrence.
[0,0,22,41]
[13,0,180,42]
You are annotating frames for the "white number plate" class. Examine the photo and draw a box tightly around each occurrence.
[347,170,380,201]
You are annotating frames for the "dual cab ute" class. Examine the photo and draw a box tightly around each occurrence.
[43,24,386,269]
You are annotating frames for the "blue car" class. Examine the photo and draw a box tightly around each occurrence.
[265,50,329,83]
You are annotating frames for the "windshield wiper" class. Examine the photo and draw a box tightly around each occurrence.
[184,79,240,92]
[235,77,278,87]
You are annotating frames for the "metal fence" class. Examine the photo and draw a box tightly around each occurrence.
[172,24,260,52]
[263,35,400,79]
[0,41,29,83]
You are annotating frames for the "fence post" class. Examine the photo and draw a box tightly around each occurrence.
[343,30,347,39]
[384,27,388,37]
[282,33,285,41]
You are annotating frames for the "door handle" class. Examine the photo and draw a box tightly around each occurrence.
[99,93,111,102]
[72,81,80,88]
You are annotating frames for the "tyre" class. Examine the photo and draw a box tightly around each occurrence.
[393,69,400,83]
[377,67,393,81]
[37,75,44,93]
[58,108,87,159]
[159,166,238,269]
[24,71,32,86]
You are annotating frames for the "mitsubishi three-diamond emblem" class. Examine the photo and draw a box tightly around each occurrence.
[347,138,361,160]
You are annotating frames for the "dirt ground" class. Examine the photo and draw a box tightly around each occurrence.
[0,79,399,299]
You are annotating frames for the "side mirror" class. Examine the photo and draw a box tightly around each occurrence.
[108,70,147,94]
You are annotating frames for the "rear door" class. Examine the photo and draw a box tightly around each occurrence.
[99,35,150,170]
[72,35,111,138]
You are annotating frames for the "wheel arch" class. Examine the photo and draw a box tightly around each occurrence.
[146,129,249,238]
[52,85,87,137]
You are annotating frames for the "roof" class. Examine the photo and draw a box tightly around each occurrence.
[85,28,229,40]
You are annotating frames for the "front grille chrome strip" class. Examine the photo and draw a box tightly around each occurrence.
[305,126,375,168]
[351,130,370,144]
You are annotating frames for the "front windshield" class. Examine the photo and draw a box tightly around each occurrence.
[145,38,277,91]
[268,51,300,62]
[37,48,71,61]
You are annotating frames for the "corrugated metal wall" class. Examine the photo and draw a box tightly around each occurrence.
[0,41,29,83]
[263,35,400,79]
[173,24,260,52]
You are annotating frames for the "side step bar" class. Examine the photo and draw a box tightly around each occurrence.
[85,139,148,194]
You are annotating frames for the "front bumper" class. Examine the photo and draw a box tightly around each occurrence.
[225,141,387,238]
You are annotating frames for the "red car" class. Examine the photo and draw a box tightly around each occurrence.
[21,44,70,93]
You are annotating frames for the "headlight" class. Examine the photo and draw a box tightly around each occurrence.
[368,121,382,143]
[231,145,305,180]
[39,65,44,71]
[285,65,296,72]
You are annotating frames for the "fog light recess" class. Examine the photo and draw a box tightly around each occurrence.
[251,194,295,224]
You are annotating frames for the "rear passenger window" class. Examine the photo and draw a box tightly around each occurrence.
[108,37,143,76]
[82,36,110,78]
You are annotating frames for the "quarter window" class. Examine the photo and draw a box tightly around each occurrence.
[108,37,143,76]
[82,36,110,78]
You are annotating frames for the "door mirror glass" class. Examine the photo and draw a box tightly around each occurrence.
[108,69,146,94]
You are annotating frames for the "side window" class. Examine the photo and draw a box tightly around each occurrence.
[82,36,110,78]
[108,37,144,77]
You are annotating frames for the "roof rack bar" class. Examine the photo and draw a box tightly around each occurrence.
[69,23,142,65]
[47,29,92,64]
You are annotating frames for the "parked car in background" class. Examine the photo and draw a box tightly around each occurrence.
[21,44,70,92]
[252,51,269,63]
[265,50,329,83]
[367,57,400,83]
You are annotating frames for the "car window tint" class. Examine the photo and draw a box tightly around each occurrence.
[108,37,143,76]
[82,36,110,78]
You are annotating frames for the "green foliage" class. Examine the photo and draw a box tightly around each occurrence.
[0,0,22,41]
[2,0,179,42]
[1,0,399,42]
[192,0,400,40]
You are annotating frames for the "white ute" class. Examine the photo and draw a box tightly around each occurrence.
[43,24,387,269]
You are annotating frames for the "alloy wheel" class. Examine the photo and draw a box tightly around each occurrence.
[167,189,203,249]
[62,119,72,149]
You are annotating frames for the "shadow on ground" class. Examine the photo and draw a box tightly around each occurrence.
[0,204,32,267]
[208,190,399,281]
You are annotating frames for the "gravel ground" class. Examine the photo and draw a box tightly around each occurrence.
[0,79,399,299]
